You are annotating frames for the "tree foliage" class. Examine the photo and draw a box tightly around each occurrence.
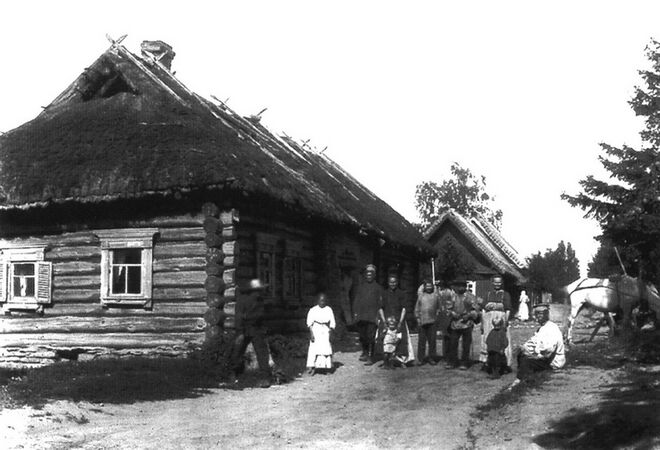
[415,162,503,229]
[526,241,580,301]
[587,239,639,279]
[434,238,475,285]
[562,40,660,283]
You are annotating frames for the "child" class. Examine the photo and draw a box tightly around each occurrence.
[382,316,403,369]
[306,293,336,375]
[486,317,509,378]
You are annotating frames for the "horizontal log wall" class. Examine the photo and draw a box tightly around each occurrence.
[229,215,320,334]
[0,212,208,367]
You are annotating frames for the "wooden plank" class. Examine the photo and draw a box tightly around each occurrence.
[152,287,207,301]
[153,242,206,259]
[52,261,100,276]
[153,270,206,288]
[240,216,314,240]
[48,233,99,247]
[52,288,99,302]
[0,332,205,349]
[153,257,205,273]
[157,227,205,242]
[43,301,207,317]
[129,214,204,228]
[46,246,101,261]
[0,316,206,334]
[52,275,100,289]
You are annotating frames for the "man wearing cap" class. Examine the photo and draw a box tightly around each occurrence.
[352,264,383,364]
[510,303,565,388]
[231,278,271,382]
[446,278,482,369]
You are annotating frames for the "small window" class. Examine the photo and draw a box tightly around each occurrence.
[111,249,143,295]
[258,250,276,298]
[0,244,52,312]
[283,257,302,298]
[96,228,158,308]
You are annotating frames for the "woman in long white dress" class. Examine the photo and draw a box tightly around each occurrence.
[517,290,530,321]
[306,293,336,374]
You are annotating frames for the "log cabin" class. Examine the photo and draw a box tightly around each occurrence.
[424,210,526,303]
[0,40,433,367]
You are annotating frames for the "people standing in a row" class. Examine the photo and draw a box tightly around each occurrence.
[414,280,441,365]
[306,293,336,375]
[445,279,481,370]
[351,264,382,365]
[379,274,415,364]
[479,275,513,372]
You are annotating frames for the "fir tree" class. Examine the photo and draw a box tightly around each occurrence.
[563,40,660,283]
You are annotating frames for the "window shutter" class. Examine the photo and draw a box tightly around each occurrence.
[0,263,6,302]
[36,262,52,304]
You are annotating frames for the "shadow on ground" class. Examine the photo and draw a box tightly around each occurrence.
[534,330,660,449]
[0,357,227,408]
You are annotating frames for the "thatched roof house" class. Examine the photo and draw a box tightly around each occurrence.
[424,209,526,298]
[0,40,432,366]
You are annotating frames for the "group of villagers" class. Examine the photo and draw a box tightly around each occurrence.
[304,264,565,386]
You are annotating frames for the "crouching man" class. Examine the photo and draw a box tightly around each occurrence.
[510,303,565,389]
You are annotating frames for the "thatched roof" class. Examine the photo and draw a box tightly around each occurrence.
[0,42,431,254]
[424,210,526,282]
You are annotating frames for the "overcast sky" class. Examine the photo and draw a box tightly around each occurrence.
[1,1,657,274]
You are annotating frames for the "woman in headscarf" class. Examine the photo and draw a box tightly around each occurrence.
[517,290,530,321]
[479,275,513,371]
[378,274,415,365]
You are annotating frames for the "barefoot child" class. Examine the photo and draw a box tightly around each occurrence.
[382,316,403,369]
[486,317,508,378]
[306,293,336,375]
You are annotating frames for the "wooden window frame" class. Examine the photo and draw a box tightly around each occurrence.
[256,233,279,299]
[0,244,52,312]
[283,240,303,300]
[96,228,158,309]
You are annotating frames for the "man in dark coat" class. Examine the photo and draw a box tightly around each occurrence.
[231,278,271,382]
[351,264,383,365]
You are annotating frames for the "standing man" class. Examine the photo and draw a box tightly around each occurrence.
[479,274,513,371]
[414,280,441,365]
[446,279,481,370]
[232,278,271,385]
[378,274,415,364]
[510,303,565,389]
[352,264,383,365]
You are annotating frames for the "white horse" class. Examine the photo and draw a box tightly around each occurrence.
[564,275,660,345]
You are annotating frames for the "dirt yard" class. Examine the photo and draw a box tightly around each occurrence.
[2,308,660,449]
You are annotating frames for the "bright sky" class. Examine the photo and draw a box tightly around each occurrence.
[1,1,657,274]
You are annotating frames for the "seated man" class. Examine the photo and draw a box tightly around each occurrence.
[510,303,565,389]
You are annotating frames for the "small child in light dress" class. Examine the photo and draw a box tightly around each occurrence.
[382,316,403,369]
[486,316,509,378]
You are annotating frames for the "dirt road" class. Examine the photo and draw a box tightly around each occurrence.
[2,319,660,449]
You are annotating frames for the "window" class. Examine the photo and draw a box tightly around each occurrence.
[254,234,306,302]
[96,228,158,308]
[111,249,143,295]
[0,244,52,312]
[283,240,303,299]
[256,233,278,298]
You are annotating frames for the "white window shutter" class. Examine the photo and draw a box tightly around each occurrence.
[36,262,52,304]
[0,263,6,302]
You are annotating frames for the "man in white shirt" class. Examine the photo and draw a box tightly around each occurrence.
[511,303,565,387]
